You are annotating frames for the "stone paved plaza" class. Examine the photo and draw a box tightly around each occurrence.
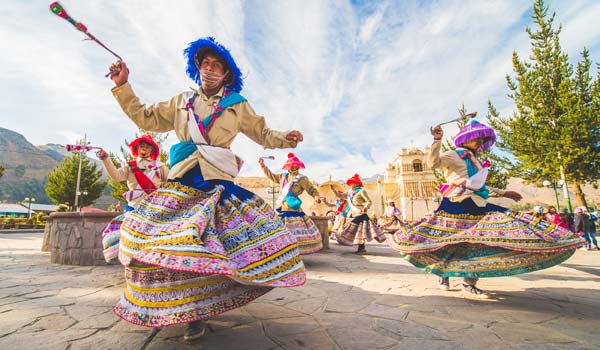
[0,232,598,350]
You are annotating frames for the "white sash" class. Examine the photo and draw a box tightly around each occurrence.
[184,92,243,177]
[275,174,304,206]
[441,167,489,198]
[347,190,363,215]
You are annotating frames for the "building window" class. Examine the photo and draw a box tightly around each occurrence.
[412,160,423,172]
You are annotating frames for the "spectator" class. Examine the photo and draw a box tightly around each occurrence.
[574,207,597,250]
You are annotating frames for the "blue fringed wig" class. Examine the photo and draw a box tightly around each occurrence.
[183,37,244,93]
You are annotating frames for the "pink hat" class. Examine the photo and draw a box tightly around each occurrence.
[282,153,305,170]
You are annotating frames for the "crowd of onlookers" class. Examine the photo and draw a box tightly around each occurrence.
[532,204,599,251]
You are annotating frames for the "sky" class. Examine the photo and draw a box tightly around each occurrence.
[1,0,599,182]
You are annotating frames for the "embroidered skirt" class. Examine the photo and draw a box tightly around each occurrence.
[330,215,347,239]
[386,198,585,278]
[113,166,306,327]
[278,210,323,254]
[335,213,386,246]
[379,217,404,234]
[101,213,124,262]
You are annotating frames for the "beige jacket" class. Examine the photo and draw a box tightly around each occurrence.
[112,83,297,181]
[428,140,505,207]
[333,188,372,217]
[260,164,319,212]
[101,157,168,208]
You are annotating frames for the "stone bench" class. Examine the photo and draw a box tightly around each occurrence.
[43,212,122,266]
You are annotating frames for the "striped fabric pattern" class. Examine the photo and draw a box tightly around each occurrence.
[387,209,585,278]
[101,214,124,262]
[281,214,323,254]
[114,181,306,327]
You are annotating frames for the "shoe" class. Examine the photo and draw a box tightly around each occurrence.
[184,320,206,341]
[438,277,449,291]
[355,248,367,254]
[588,247,594,251]
[461,284,489,299]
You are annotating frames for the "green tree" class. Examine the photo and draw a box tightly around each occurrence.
[45,152,107,208]
[0,165,4,179]
[488,0,600,210]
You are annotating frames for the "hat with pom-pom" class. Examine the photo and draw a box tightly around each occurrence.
[454,119,496,152]
[345,174,363,187]
[282,153,305,170]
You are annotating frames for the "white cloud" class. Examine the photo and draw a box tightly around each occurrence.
[0,0,598,184]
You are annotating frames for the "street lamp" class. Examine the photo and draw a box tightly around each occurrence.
[542,180,563,211]
[24,197,35,219]
[69,135,90,212]
[266,185,280,209]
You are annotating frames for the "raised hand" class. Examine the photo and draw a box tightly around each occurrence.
[109,60,129,86]
[430,124,444,140]
[96,149,109,160]
[286,130,304,143]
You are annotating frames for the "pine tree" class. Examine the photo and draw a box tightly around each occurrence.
[45,152,107,208]
[488,0,600,210]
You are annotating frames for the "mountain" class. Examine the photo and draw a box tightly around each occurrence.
[37,143,69,162]
[0,128,60,183]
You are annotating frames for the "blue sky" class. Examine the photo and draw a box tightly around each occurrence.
[1,0,599,182]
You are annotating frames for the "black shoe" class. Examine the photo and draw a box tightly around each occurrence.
[461,283,489,299]
[438,277,449,291]
[355,248,367,254]
[184,320,206,341]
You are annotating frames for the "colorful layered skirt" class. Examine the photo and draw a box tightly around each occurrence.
[386,198,585,278]
[113,166,306,327]
[101,213,124,262]
[379,216,404,234]
[278,210,323,254]
[335,213,386,246]
[330,214,347,239]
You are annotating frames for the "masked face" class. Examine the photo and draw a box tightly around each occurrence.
[137,142,155,159]
[198,53,229,91]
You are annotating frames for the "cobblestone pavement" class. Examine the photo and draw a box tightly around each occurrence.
[0,232,598,350]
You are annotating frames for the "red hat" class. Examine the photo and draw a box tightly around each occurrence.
[282,153,305,170]
[128,135,160,161]
[345,174,363,187]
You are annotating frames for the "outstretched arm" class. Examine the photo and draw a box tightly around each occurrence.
[259,158,283,183]
[96,150,129,182]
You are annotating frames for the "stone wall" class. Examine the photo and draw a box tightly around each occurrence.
[44,212,121,266]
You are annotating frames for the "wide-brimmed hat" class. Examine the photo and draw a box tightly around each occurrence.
[183,37,244,93]
[128,135,159,160]
[454,120,496,152]
[345,174,363,187]
[282,153,305,170]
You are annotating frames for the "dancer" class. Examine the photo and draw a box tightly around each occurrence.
[96,135,168,261]
[387,120,585,298]
[323,189,350,241]
[107,37,306,340]
[379,199,404,233]
[259,153,323,254]
[331,174,386,254]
